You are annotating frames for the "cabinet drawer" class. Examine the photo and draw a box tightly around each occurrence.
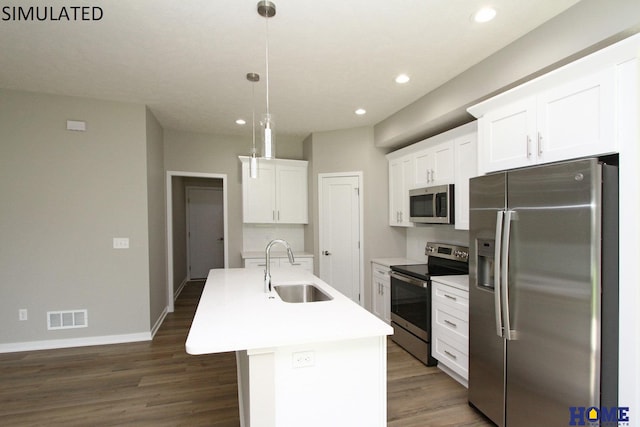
[432,283,468,312]
[433,335,468,380]
[244,259,277,269]
[433,304,468,341]
[281,257,313,272]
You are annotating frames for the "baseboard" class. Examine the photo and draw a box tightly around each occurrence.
[151,306,169,338]
[0,332,152,354]
[174,276,188,300]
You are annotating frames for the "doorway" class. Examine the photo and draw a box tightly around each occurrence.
[166,171,228,312]
[318,172,363,305]
[186,187,224,279]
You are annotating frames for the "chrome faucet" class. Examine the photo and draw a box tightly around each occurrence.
[264,239,296,293]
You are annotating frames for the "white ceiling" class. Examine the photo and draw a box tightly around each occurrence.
[0,0,580,139]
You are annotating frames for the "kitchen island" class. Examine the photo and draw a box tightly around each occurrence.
[186,268,393,427]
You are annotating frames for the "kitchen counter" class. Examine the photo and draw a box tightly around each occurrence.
[186,268,391,427]
[431,274,469,291]
[370,257,421,268]
[186,268,391,354]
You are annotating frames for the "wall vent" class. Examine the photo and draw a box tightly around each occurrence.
[47,310,88,330]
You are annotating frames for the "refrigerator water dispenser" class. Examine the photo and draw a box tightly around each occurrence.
[477,239,495,290]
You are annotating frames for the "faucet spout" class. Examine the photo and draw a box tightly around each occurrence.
[264,239,296,293]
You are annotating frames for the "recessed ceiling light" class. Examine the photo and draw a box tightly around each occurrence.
[395,74,410,84]
[235,119,246,125]
[473,7,496,23]
[355,108,367,116]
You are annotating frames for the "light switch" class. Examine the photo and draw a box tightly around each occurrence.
[113,238,130,249]
[66,120,87,132]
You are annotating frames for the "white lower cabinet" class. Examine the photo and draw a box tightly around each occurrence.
[244,256,313,272]
[431,280,469,386]
[371,262,391,324]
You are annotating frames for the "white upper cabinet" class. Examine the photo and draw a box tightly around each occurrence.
[536,68,615,163]
[388,155,413,227]
[479,96,537,172]
[240,157,308,224]
[468,38,636,175]
[453,131,477,230]
[413,141,455,188]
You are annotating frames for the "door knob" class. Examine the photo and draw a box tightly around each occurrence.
[323,251,331,256]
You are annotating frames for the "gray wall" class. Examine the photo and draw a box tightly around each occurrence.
[375,0,640,148]
[163,129,304,268]
[145,107,167,329]
[305,126,405,309]
[0,89,152,344]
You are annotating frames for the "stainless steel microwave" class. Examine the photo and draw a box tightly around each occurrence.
[409,184,454,224]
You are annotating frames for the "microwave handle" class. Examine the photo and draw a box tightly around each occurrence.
[434,192,440,217]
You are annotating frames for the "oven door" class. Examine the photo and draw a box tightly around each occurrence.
[389,271,430,341]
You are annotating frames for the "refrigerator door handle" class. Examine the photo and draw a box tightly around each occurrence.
[494,211,504,338]
[502,210,517,340]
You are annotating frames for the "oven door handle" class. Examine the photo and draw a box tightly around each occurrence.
[389,271,428,288]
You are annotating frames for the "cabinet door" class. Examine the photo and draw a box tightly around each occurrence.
[242,160,276,223]
[479,96,537,174]
[371,264,390,322]
[536,67,616,164]
[454,132,477,230]
[431,141,455,185]
[388,157,413,227]
[413,149,433,187]
[276,163,308,224]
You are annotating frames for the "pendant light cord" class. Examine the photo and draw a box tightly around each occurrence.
[264,15,270,116]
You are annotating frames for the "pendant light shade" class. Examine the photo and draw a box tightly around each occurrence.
[261,113,275,159]
[247,72,260,178]
[258,1,276,159]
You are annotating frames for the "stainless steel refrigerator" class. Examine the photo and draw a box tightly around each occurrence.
[468,158,618,427]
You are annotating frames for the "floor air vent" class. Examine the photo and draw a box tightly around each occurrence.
[47,310,88,330]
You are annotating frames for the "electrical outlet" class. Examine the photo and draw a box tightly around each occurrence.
[292,351,315,368]
[19,309,28,321]
[113,237,130,249]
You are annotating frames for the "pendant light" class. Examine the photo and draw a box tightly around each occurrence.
[257,1,276,159]
[247,72,260,179]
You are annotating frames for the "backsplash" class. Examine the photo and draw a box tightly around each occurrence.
[242,224,305,252]
[406,226,469,262]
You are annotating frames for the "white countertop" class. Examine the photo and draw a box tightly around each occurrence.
[431,275,469,291]
[241,251,314,259]
[370,257,422,268]
[186,268,393,355]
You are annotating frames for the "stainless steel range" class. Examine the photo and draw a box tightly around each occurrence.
[390,242,469,365]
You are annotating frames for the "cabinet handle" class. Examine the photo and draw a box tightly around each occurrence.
[272,211,276,221]
[538,132,543,156]
[526,136,532,158]
[444,319,458,328]
[277,211,280,220]
[444,350,457,360]
[430,169,435,182]
[444,294,457,301]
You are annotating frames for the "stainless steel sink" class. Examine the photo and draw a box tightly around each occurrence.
[273,283,333,303]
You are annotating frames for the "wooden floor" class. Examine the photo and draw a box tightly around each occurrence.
[0,281,492,426]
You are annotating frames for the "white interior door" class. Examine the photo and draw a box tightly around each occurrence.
[319,174,362,304]
[187,187,224,279]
